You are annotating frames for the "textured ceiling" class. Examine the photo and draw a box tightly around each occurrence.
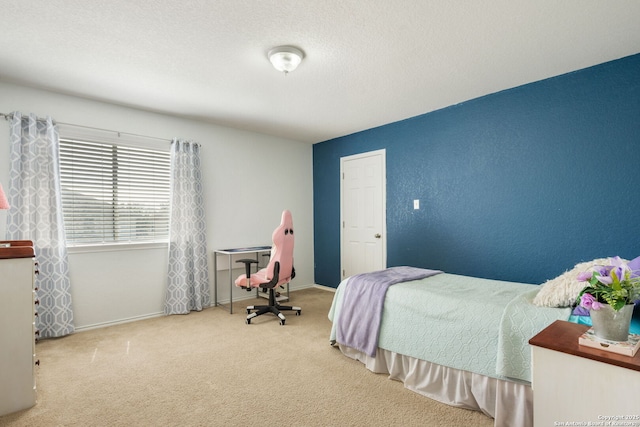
[1,0,639,144]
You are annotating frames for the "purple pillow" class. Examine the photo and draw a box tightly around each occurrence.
[572,305,590,316]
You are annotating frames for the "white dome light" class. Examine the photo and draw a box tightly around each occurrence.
[268,46,304,74]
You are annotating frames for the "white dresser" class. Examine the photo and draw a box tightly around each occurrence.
[0,241,38,416]
[530,320,640,427]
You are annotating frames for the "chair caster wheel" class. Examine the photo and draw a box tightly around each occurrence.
[246,309,251,314]
[296,310,301,316]
[246,318,251,325]
[280,319,285,325]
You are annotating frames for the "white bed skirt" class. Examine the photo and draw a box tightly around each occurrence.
[338,344,532,427]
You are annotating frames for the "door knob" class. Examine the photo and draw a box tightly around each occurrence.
[374,233,381,239]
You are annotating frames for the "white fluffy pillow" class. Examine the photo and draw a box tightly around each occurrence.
[532,258,610,308]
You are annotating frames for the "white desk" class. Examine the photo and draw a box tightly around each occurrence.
[213,246,271,314]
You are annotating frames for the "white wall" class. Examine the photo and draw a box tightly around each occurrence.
[0,81,314,329]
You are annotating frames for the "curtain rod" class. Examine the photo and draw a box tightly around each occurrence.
[0,112,55,124]
[1,112,172,144]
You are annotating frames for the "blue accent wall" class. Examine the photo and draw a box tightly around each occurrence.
[313,53,640,288]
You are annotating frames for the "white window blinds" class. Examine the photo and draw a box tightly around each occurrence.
[59,138,171,245]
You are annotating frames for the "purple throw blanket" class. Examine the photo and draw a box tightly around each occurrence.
[335,266,442,357]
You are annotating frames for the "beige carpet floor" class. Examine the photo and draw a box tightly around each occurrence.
[0,287,493,427]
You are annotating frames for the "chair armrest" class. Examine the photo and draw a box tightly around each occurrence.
[236,259,259,285]
[236,258,258,265]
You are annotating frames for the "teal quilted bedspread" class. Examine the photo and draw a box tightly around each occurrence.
[329,273,570,383]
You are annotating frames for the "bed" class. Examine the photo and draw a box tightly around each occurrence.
[328,266,584,427]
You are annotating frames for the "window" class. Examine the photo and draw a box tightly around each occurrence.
[59,138,171,246]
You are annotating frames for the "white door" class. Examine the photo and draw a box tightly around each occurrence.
[340,149,386,280]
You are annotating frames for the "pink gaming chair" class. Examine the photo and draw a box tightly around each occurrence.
[234,210,301,325]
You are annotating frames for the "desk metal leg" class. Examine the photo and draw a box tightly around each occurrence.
[213,252,218,307]
[213,248,271,314]
[228,254,233,314]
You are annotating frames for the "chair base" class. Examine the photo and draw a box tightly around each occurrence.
[245,287,301,325]
[245,304,301,325]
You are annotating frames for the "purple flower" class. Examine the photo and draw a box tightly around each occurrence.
[580,293,596,309]
[580,293,604,310]
[592,265,610,276]
[609,256,625,265]
[627,255,640,278]
[609,256,630,282]
[588,264,614,285]
[577,271,592,281]
[596,274,613,285]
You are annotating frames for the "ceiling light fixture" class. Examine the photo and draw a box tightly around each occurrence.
[268,46,304,75]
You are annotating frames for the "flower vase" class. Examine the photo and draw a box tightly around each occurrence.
[589,304,634,342]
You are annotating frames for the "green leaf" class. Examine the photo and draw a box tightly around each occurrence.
[611,299,625,311]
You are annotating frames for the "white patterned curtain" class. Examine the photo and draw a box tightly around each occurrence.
[164,139,210,314]
[6,112,74,338]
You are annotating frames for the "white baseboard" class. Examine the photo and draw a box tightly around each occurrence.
[75,311,164,332]
[75,283,333,332]
[313,284,337,293]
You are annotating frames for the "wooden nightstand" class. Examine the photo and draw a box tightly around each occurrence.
[529,320,640,427]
